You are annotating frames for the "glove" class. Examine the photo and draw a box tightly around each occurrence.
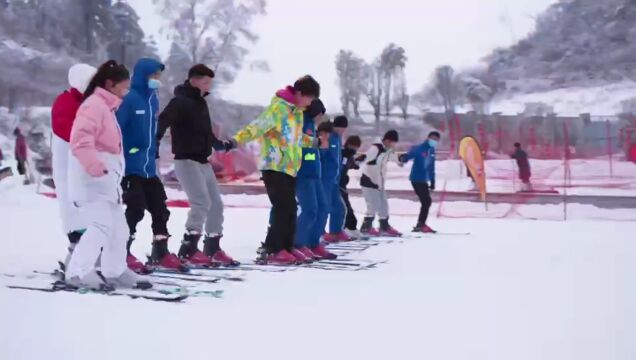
[429,181,435,191]
[355,154,367,162]
[224,139,237,152]
[398,154,407,163]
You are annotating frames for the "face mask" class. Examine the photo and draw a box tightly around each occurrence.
[428,139,438,148]
[148,79,161,89]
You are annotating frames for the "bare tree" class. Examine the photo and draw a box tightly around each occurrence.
[154,0,266,86]
[335,50,366,119]
[392,68,409,120]
[379,43,407,116]
[435,65,457,114]
[460,76,493,114]
[364,61,383,131]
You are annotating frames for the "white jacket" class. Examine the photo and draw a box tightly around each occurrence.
[68,151,124,205]
[360,144,400,189]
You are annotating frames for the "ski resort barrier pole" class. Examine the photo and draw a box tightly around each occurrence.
[606,120,613,178]
[562,122,569,221]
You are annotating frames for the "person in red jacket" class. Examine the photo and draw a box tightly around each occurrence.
[50,63,97,265]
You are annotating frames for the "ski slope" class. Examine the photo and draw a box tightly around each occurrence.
[1,177,635,360]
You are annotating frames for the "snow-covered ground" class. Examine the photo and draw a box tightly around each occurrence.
[489,81,636,117]
[1,175,636,360]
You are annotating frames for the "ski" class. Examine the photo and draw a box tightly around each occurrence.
[408,232,471,237]
[8,272,227,300]
[149,269,244,283]
[5,281,189,302]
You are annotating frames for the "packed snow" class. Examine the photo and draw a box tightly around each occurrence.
[1,175,635,360]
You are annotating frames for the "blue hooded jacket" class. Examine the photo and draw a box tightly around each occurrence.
[296,115,321,179]
[116,58,165,178]
[320,132,342,185]
[403,140,436,183]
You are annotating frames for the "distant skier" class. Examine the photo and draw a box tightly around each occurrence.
[116,58,180,273]
[14,128,28,184]
[512,142,532,191]
[340,135,365,238]
[157,64,238,267]
[360,130,403,237]
[233,75,320,265]
[66,60,150,290]
[320,115,350,243]
[399,131,440,233]
[51,63,97,263]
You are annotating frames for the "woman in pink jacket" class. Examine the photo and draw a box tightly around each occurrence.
[66,60,151,291]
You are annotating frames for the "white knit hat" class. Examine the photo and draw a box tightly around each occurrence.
[68,63,97,93]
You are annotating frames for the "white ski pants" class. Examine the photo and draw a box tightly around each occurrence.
[51,135,85,234]
[66,201,128,279]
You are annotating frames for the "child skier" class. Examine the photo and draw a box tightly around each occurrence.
[321,116,350,243]
[157,64,238,267]
[399,131,440,233]
[233,75,320,265]
[292,100,337,261]
[340,135,365,237]
[360,130,402,237]
[66,60,150,290]
[116,58,181,272]
[51,63,96,264]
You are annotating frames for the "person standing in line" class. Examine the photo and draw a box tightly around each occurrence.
[157,64,238,267]
[51,63,97,265]
[116,58,181,272]
[359,130,403,237]
[320,116,350,243]
[339,135,365,238]
[399,131,440,234]
[233,75,320,265]
[292,99,337,261]
[66,60,150,290]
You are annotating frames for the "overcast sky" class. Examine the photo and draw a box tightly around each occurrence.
[129,0,557,110]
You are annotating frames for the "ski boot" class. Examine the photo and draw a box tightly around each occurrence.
[297,246,320,261]
[413,224,437,234]
[265,250,298,265]
[379,219,402,237]
[106,268,152,290]
[66,270,114,292]
[290,248,312,264]
[126,234,150,274]
[178,231,210,266]
[310,244,338,260]
[323,232,352,243]
[148,235,184,271]
[360,217,380,236]
[203,234,240,267]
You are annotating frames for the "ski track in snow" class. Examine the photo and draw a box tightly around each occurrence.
[1,178,635,360]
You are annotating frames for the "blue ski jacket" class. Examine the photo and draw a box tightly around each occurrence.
[403,140,436,183]
[296,115,321,179]
[320,132,342,185]
[116,58,165,178]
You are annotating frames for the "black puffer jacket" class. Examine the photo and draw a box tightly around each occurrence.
[157,81,225,163]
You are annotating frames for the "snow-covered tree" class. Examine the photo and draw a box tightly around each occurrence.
[379,43,407,116]
[107,0,148,68]
[335,50,366,119]
[364,61,383,130]
[154,0,266,86]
